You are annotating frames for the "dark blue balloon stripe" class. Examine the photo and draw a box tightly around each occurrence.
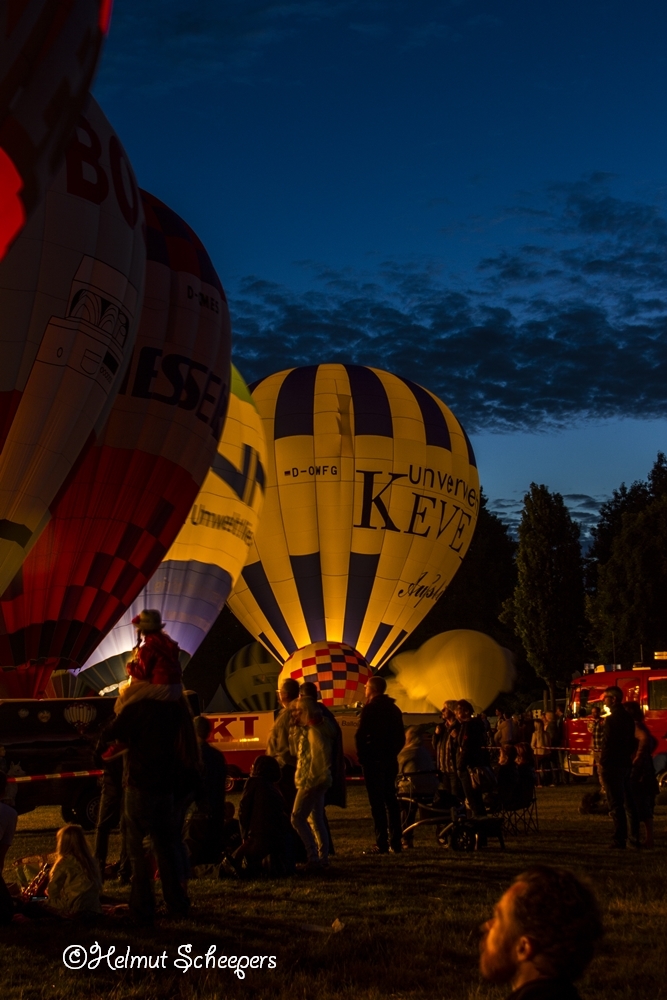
[273,365,318,439]
[242,561,297,655]
[345,365,393,437]
[290,552,326,643]
[399,377,451,451]
[342,552,380,651]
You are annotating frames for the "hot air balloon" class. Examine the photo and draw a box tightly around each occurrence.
[278,640,372,707]
[227,364,480,671]
[79,364,265,678]
[0,94,146,601]
[0,1,112,259]
[225,641,282,712]
[387,630,515,714]
[0,189,231,685]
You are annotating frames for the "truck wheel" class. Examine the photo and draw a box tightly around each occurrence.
[224,774,236,793]
[73,788,101,830]
[61,805,76,823]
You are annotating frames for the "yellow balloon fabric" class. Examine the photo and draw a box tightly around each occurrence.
[80,364,266,668]
[227,364,480,668]
[387,629,516,714]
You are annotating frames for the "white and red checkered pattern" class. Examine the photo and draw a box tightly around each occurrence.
[279,641,372,707]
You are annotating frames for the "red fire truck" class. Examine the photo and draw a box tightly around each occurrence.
[564,666,667,781]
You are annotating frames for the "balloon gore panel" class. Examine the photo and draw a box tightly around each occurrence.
[278,641,372,707]
[227,364,479,668]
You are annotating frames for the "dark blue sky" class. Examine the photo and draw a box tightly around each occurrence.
[93,1,667,522]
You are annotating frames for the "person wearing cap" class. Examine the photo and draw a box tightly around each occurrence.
[102,610,185,761]
[113,609,184,715]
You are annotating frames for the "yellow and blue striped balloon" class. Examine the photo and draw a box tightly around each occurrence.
[227,364,479,669]
[79,365,266,676]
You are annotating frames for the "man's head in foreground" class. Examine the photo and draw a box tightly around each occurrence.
[479,866,603,993]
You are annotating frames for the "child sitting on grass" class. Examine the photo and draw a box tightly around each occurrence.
[46,825,102,917]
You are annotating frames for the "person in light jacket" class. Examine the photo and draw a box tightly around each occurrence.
[290,697,336,870]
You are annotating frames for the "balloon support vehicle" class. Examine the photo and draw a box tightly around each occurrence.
[0,697,116,828]
[202,707,442,785]
[564,665,667,781]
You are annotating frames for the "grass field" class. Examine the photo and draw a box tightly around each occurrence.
[2,785,666,1000]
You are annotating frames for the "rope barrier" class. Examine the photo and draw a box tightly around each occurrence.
[6,770,103,783]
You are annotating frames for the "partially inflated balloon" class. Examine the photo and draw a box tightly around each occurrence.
[80,364,265,673]
[0,95,145,595]
[0,1,112,258]
[225,641,281,712]
[277,641,372,707]
[0,189,231,673]
[227,365,479,668]
[387,630,515,714]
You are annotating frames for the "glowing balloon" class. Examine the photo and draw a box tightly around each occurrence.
[79,364,265,676]
[277,640,373,707]
[44,669,93,700]
[227,364,479,669]
[0,189,231,673]
[0,95,145,596]
[225,641,282,712]
[387,630,516,714]
[0,1,112,258]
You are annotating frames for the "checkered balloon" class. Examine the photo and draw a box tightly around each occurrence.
[278,641,373,707]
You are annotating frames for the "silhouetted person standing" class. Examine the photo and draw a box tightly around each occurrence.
[599,685,638,849]
[356,675,405,854]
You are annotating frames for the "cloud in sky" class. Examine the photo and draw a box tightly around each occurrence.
[96,0,504,93]
[487,494,606,548]
[96,0,358,92]
[230,176,667,433]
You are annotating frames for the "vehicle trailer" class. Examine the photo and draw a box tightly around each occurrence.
[203,710,274,790]
[0,697,116,828]
[202,708,442,786]
[564,667,667,780]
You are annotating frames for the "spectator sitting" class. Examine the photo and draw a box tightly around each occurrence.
[230,755,294,877]
[479,865,603,998]
[398,727,439,796]
[223,802,242,855]
[516,744,537,806]
[495,744,521,808]
[46,825,102,917]
[397,727,439,847]
[184,716,227,865]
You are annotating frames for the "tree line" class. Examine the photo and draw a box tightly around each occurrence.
[411,453,667,707]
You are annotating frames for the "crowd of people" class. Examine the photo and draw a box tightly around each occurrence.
[0,613,660,997]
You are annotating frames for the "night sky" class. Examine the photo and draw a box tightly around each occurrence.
[94,1,667,536]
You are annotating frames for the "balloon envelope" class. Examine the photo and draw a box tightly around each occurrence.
[80,364,265,673]
[0,95,146,595]
[387,630,516,714]
[277,640,373,707]
[0,189,231,673]
[225,641,282,712]
[227,364,479,668]
[0,1,111,258]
